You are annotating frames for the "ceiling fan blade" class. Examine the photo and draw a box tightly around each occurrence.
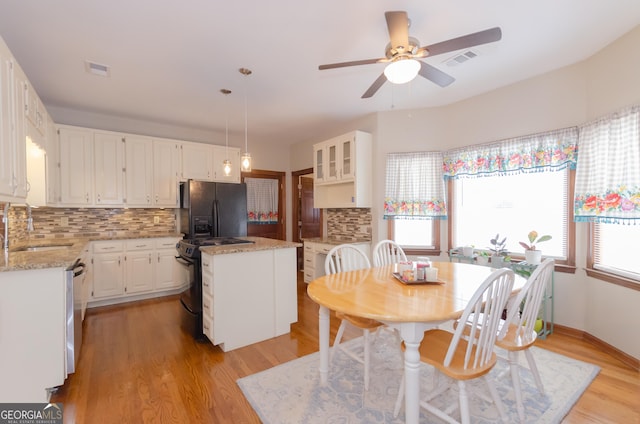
[385,11,409,51]
[418,62,455,87]
[422,27,502,57]
[319,58,384,70]
[361,73,388,98]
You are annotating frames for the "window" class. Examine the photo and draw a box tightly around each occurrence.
[575,105,640,287]
[384,152,445,255]
[388,219,439,255]
[443,126,578,270]
[592,223,640,283]
[451,169,570,260]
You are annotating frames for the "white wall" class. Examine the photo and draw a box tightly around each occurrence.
[291,25,640,359]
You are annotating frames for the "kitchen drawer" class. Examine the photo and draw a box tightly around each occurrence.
[202,315,214,342]
[154,237,179,250]
[125,239,154,251]
[304,254,314,270]
[315,243,333,254]
[92,241,123,253]
[202,292,213,319]
[201,254,213,276]
[303,268,314,283]
[202,272,213,295]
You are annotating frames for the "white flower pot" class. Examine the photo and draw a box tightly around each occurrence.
[525,249,542,265]
[476,256,489,266]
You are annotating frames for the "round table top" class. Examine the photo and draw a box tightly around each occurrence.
[307,262,525,323]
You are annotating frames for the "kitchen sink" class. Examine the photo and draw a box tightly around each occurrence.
[13,244,74,252]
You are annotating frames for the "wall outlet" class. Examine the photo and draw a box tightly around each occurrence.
[154,216,160,224]
[60,217,69,226]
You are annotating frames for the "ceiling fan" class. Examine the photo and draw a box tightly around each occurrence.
[318,11,502,98]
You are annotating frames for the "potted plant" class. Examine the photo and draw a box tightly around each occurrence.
[519,230,552,265]
[476,250,490,266]
[488,234,508,267]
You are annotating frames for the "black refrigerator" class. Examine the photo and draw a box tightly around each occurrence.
[179,180,248,238]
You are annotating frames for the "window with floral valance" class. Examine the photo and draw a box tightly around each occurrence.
[383,151,447,220]
[245,177,279,224]
[442,127,579,179]
[574,105,640,225]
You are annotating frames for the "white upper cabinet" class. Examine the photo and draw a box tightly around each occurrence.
[152,138,179,207]
[94,131,125,205]
[313,130,372,208]
[59,126,94,206]
[180,141,213,181]
[124,134,153,207]
[212,145,241,183]
[45,113,59,205]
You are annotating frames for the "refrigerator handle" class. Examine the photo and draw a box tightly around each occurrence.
[212,199,219,237]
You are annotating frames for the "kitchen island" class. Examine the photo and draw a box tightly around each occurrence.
[198,237,301,352]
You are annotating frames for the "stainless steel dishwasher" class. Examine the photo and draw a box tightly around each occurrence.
[65,258,85,376]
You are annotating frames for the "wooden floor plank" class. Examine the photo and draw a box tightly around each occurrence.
[52,274,640,423]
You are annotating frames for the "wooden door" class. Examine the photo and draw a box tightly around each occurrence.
[300,176,320,239]
[292,169,322,271]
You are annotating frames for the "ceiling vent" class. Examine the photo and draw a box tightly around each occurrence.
[444,50,478,67]
[84,60,111,77]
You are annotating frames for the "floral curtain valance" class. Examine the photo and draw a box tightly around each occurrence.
[246,177,279,224]
[574,105,640,224]
[443,127,578,179]
[383,151,447,220]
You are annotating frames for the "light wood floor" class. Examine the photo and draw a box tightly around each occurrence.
[53,274,640,423]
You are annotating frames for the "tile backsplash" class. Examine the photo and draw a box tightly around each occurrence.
[2,205,176,245]
[326,208,372,241]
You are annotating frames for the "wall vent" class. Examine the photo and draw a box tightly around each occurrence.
[84,60,111,77]
[444,50,479,67]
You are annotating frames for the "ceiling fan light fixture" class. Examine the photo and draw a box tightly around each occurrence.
[384,58,420,84]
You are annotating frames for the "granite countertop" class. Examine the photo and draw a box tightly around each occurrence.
[199,237,302,256]
[302,237,371,245]
[0,232,182,273]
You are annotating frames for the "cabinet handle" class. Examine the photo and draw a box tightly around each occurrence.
[203,281,209,288]
[149,254,151,264]
[97,194,101,202]
[135,245,146,248]
[203,262,209,268]
[203,303,210,311]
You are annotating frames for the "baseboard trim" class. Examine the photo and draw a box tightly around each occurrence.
[553,324,639,371]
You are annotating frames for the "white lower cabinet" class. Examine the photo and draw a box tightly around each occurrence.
[89,237,185,306]
[124,239,154,294]
[92,241,125,298]
[0,268,67,402]
[303,240,371,283]
[155,237,185,290]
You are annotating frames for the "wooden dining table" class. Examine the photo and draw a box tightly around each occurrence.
[307,261,526,424]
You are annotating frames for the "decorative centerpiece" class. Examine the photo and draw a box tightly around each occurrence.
[519,230,552,265]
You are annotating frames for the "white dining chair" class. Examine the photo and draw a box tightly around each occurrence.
[372,239,408,266]
[325,243,382,390]
[394,267,515,424]
[495,258,554,423]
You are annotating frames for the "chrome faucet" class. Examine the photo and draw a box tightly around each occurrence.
[2,202,9,250]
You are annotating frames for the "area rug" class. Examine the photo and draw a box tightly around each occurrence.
[237,331,600,423]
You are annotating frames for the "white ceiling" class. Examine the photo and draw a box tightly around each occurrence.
[1,1,639,148]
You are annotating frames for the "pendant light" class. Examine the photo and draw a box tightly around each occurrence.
[221,88,232,176]
[239,67,252,172]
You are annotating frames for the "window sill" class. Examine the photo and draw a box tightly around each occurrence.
[403,248,441,257]
[585,268,640,291]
